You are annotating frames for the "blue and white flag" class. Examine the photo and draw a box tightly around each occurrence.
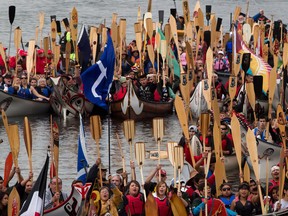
[20,154,49,216]
[81,32,115,110]
[77,114,89,184]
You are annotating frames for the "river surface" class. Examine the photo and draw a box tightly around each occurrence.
[0,0,286,193]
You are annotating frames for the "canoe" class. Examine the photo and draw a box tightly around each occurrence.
[44,183,92,216]
[0,90,50,117]
[190,135,238,173]
[110,81,174,121]
[50,77,95,118]
[237,113,281,180]
[257,209,288,216]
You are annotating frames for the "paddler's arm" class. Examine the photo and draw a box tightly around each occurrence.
[15,167,24,184]
[230,199,236,211]
[130,160,136,181]
[86,158,101,183]
[20,171,33,186]
[194,152,207,172]
[111,183,123,207]
[192,200,205,216]
[177,191,188,207]
[30,86,50,101]
[145,164,161,184]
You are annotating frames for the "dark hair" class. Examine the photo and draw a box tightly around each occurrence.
[220,182,231,190]
[198,182,211,191]
[126,180,141,195]
[0,191,8,202]
[0,176,3,181]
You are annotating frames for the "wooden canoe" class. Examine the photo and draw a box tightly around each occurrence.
[110,82,174,121]
[0,90,50,117]
[44,183,92,216]
[50,77,95,118]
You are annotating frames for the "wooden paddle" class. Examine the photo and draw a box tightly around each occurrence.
[246,128,265,214]
[26,40,35,81]
[116,133,126,186]
[14,27,22,73]
[174,146,184,192]
[167,141,178,183]
[23,117,33,176]
[3,152,13,188]
[147,44,155,69]
[90,115,102,187]
[283,43,288,68]
[153,118,164,181]
[243,161,250,183]
[243,23,251,46]
[8,5,16,57]
[0,43,8,72]
[135,30,142,69]
[231,114,243,182]
[145,192,158,216]
[160,39,167,87]
[90,26,98,65]
[52,121,60,192]
[8,187,20,216]
[182,0,190,25]
[123,119,135,179]
[135,142,147,201]
[8,124,20,169]
[39,12,45,47]
[70,7,78,62]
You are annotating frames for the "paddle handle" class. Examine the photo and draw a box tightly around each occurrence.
[96,140,103,187]
[258,184,265,214]
[139,166,147,202]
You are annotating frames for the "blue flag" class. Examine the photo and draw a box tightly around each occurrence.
[77,25,91,72]
[77,114,89,184]
[81,33,115,110]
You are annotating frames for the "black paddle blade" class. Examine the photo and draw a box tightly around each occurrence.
[216,18,222,31]
[253,76,263,99]
[9,6,16,25]
[273,21,281,42]
[56,21,61,34]
[242,53,251,73]
[204,31,211,48]
[159,10,164,25]
[62,18,70,28]
[206,5,212,21]
[50,15,56,22]
[170,8,177,18]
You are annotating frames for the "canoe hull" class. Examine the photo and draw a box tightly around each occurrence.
[0,90,50,117]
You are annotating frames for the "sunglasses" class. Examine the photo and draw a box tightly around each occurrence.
[21,77,27,80]
[222,188,231,191]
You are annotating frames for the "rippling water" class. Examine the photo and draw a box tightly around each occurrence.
[0,0,286,193]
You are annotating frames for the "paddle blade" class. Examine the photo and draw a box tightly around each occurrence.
[8,187,20,216]
[241,53,251,73]
[90,115,102,140]
[9,124,20,168]
[246,128,260,180]
[158,10,164,25]
[174,95,189,139]
[23,117,32,157]
[174,146,184,171]
[135,142,145,166]
[231,114,242,171]
[153,118,164,141]
[200,113,210,138]
[3,152,13,187]
[14,27,22,50]
[145,193,158,216]
[9,6,16,25]
[50,161,56,179]
[167,142,178,166]
[123,119,135,142]
[170,193,187,216]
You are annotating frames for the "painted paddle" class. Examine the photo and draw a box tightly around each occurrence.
[246,82,257,123]
[231,114,243,182]
[51,20,57,55]
[182,0,190,25]
[135,142,147,201]
[8,6,16,57]
[52,121,60,192]
[147,44,155,69]
[70,7,78,62]
[3,152,13,188]
[23,117,33,175]
[90,26,98,65]
[116,133,126,186]
[8,187,20,216]
[246,128,265,214]
[90,115,102,187]
[123,119,135,163]
[153,118,164,181]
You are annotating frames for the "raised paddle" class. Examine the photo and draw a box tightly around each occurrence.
[3,152,13,188]
[52,121,60,192]
[9,124,20,168]
[153,117,164,181]
[145,192,158,216]
[39,12,45,47]
[123,119,135,160]
[243,161,250,183]
[231,114,243,182]
[147,0,152,12]
[70,7,79,63]
[14,27,22,70]
[246,128,265,214]
[8,187,20,216]
[135,142,147,201]
[173,146,184,192]
[167,141,178,183]
[26,40,35,82]
[116,133,127,186]
[23,117,33,176]
[90,115,102,187]
[182,0,190,25]
[0,43,8,72]
[90,26,98,65]
[8,6,16,57]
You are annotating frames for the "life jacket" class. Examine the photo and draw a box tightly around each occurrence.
[268,179,279,193]
[35,56,46,74]
[218,194,235,208]
[201,198,228,216]
[113,86,127,101]
[18,86,32,99]
[125,193,144,215]
[155,196,172,216]
[139,85,153,101]
[35,86,51,98]
[213,58,228,72]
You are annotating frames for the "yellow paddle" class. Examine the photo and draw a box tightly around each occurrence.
[135,142,146,201]
[153,118,164,182]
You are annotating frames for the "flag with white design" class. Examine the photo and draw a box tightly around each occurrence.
[81,32,115,110]
[20,154,49,216]
[77,113,89,184]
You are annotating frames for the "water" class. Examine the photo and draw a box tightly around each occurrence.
[0,0,286,193]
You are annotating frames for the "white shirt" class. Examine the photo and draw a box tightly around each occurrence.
[274,199,288,211]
